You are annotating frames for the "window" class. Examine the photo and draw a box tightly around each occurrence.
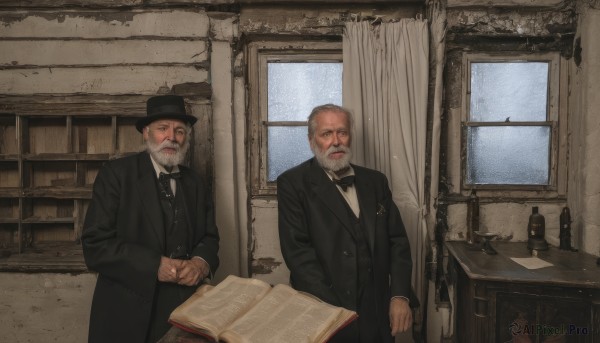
[248,41,342,195]
[462,52,566,194]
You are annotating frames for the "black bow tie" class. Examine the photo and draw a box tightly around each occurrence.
[159,172,181,181]
[334,175,355,191]
[158,172,180,200]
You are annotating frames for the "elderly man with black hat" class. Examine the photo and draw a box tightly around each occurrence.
[82,95,219,343]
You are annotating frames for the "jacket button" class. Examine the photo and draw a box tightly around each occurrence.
[342,250,353,256]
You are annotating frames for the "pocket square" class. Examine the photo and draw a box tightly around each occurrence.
[377,203,386,216]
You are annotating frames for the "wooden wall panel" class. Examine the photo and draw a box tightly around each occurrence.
[0,1,142,7]
[0,40,208,66]
[0,10,209,38]
[0,66,209,95]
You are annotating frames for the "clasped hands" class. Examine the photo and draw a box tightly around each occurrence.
[158,256,209,286]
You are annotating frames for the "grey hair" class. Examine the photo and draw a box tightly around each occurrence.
[307,104,353,139]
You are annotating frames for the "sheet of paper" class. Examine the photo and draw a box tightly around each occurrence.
[510,257,554,269]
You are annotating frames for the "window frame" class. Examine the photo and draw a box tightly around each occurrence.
[248,40,342,196]
[460,52,567,197]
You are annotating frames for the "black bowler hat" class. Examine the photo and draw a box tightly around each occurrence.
[135,95,197,132]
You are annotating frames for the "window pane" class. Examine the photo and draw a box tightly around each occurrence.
[470,62,548,122]
[268,62,342,121]
[268,126,313,181]
[466,126,550,185]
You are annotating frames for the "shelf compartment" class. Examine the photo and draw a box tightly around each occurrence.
[0,197,19,223]
[76,161,103,188]
[0,161,19,189]
[21,223,77,244]
[73,116,113,154]
[23,160,76,188]
[22,198,74,223]
[117,116,144,154]
[0,223,18,254]
[21,198,76,245]
[0,114,18,155]
[22,116,68,154]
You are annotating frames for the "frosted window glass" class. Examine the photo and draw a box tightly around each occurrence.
[470,62,548,122]
[268,126,313,181]
[268,63,342,121]
[466,126,550,185]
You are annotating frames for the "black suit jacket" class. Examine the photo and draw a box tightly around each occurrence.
[277,158,413,336]
[82,152,219,343]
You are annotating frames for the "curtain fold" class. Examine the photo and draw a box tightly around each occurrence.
[343,19,429,327]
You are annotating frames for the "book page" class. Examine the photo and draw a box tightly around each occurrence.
[220,284,356,343]
[169,275,271,339]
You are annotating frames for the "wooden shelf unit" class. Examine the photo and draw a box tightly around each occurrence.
[0,107,144,272]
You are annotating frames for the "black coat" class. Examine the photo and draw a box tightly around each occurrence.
[277,158,412,338]
[82,152,219,343]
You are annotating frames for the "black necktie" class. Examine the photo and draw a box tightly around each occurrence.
[158,172,181,200]
[334,175,355,191]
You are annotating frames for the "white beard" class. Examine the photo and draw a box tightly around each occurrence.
[311,141,352,172]
[146,138,189,168]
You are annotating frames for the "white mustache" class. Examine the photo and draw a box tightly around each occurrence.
[158,141,180,151]
[327,146,349,155]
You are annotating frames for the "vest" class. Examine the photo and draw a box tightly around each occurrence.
[338,192,373,299]
[157,178,189,257]
[146,177,192,342]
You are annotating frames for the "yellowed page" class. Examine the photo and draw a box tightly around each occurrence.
[220,284,356,343]
[169,275,271,340]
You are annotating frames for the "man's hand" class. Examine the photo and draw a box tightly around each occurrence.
[158,256,183,283]
[389,297,412,336]
[176,258,209,286]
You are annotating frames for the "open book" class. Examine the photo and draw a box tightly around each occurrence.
[168,275,357,343]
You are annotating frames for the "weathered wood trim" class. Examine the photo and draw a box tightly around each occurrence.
[0,0,423,6]
[0,10,210,39]
[0,0,142,7]
[0,66,208,95]
[447,0,565,8]
[0,40,208,67]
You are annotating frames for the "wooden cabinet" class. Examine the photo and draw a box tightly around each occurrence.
[446,241,600,343]
[0,97,146,271]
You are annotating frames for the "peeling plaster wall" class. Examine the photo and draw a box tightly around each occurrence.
[0,5,239,342]
[441,0,576,247]
[573,2,600,255]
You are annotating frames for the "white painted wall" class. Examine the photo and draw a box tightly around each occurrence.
[1,273,96,343]
[572,4,600,256]
[0,8,242,342]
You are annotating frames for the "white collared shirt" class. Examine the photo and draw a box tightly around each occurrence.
[149,155,180,196]
[324,167,360,218]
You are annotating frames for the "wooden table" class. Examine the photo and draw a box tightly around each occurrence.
[446,241,600,343]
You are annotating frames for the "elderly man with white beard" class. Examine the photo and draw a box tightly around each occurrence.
[82,95,219,343]
[277,104,416,343]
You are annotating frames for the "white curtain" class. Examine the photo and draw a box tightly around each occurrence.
[343,19,430,326]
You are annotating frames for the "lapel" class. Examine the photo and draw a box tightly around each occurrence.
[308,159,356,240]
[177,168,197,252]
[136,152,166,250]
[353,166,377,254]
